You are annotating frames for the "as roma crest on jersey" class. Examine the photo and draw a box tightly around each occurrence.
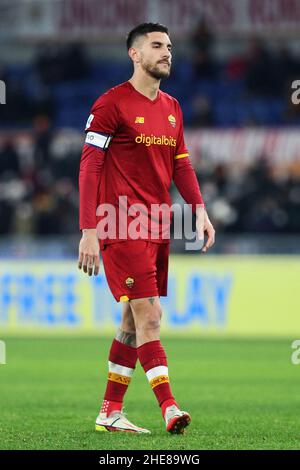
[168,114,176,128]
[125,277,135,288]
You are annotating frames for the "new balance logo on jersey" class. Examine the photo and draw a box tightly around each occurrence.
[135,116,144,124]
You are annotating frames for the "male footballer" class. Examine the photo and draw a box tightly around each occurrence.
[78,23,215,434]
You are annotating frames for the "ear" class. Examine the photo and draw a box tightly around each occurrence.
[128,47,140,64]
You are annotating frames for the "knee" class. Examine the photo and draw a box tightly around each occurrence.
[152,305,163,326]
[144,316,161,332]
[134,305,162,332]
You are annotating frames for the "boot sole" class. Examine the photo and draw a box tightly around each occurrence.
[167,413,191,434]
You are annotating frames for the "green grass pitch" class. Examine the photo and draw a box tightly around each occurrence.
[0,337,299,450]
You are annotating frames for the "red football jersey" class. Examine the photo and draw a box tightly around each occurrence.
[80,81,204,245]
[79,82,203,247]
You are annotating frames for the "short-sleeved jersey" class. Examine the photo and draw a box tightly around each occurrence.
[84,81,189,243]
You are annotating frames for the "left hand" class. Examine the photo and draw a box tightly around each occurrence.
[196,206,215,253]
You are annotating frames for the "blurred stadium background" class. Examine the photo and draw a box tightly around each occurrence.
[0,0,300,450]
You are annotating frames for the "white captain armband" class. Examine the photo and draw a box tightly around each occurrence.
[85,131,112,150]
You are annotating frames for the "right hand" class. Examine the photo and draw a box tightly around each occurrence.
[78,229,100,276]
[195,205,216,253]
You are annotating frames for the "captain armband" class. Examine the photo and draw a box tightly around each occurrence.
[85,131,112,150]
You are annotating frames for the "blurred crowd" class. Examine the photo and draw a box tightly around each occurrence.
[192,159,300,234]
[1,20,300,130]
[0,124,79,236]
[0,19,300,237]
[188,18,300,127]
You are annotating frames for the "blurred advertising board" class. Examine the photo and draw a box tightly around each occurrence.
[0,256,299,337]
[1,0,300,41]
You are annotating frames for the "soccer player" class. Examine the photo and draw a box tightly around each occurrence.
[78,23,215,434]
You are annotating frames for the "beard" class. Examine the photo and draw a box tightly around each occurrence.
[141,58,171,80]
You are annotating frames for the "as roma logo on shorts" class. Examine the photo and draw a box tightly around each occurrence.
[168,114,176,128]
[125,277,135,288]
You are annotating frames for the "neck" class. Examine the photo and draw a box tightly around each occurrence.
[128,73,160,101]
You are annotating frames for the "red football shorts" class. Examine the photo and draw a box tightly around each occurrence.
[101,240,170,302]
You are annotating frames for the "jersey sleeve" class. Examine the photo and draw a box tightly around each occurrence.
[84,90,119,151]
[79,90,119,230]
[174,102,189,161]
[79,144,105,230]
[173,101,204,211]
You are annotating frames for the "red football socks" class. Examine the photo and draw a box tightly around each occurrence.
[137,340,178,418]
[100,339,137,416]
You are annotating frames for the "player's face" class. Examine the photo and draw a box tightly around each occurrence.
[139,32,172,80]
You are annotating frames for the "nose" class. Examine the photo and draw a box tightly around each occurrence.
[161,48,171,61]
